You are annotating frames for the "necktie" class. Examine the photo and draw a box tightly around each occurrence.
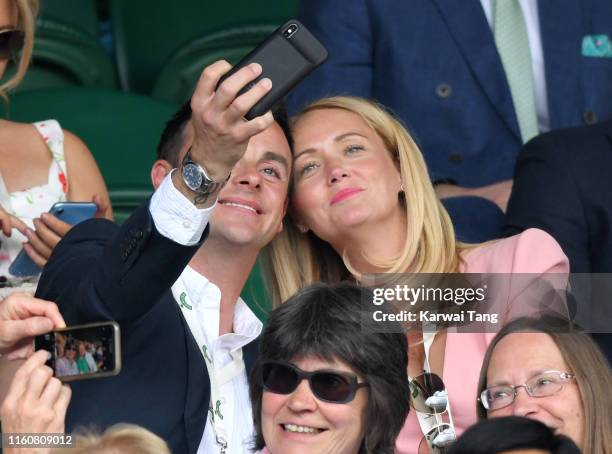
[493,0,539,143]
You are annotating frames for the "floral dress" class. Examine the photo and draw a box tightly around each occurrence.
[0,120,69,279]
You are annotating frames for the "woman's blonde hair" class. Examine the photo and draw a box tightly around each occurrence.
[53,424,172,454]
[265,96,466,306]
[476,316,612,454]
[0,0,38,100]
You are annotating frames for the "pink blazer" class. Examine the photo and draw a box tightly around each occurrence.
[395,228,569,453]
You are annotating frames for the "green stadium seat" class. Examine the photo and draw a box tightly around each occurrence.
[241,259,273,321]
[152,24,278,103]
[6,87,178,223]
[110,0,298,94]
[39,0,99,38]
[1,0,116,92]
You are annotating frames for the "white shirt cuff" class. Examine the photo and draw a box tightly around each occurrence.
[149,170,215,246]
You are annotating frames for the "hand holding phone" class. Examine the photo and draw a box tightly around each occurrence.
[9,202,97,277]
[187,19,327,185]
[0,350,71,436]
[217,19,328,120]
[35,321,121,382]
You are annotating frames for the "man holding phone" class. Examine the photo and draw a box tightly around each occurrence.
[35,60,292,454]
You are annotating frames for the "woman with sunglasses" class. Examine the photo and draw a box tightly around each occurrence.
[477,316,612,454]
[250,282,409,454]
[265,96,569,452]
[0,0,112,281]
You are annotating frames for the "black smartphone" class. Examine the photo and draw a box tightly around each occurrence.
[9,202,97,277]
[34,321,121,382]
[218,19,328,120]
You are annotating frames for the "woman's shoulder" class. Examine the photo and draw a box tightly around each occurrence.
[461,228,569,273]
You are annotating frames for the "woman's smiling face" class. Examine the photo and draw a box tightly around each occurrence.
[261,356,368,454]
[291,108,403,245]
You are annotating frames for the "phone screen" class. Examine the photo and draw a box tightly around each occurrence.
[35,322,120,381]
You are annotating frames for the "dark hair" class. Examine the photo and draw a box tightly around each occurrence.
[250,282,409,454]
[156,101,293,167]
[446,416,581,454]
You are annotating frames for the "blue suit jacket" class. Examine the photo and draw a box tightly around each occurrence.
[289,0,612,186]
[504,121,612,362]
[35,202,259,454]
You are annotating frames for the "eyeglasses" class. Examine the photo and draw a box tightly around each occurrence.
[0,28,24,60]
[260,360,369,404]
[479,370,576,411]
[410,372,456,454]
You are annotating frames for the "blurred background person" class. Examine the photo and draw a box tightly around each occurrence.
[446,416,581,454]
[250,282,409,454]
[477,316,612,454]
[287,0,612,242]
[54,341,78,378]
[0,0,112,282]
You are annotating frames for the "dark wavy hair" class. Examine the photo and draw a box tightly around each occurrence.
[249,282,409,454]
[446,416,581,454]
[156,101,292,167]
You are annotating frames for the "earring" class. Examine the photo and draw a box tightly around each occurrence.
[296,223,308,234]
[399,182,405,193]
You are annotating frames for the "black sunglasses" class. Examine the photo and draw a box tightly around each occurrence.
[261,360,369,404]
[0,28,24,59]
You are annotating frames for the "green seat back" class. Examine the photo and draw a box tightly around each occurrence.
[153,24,278,103]
[111,0,298,94]
[38,0,99,38]
[241,259,273,322]
[6,87,178,223]
[3,0,113,92]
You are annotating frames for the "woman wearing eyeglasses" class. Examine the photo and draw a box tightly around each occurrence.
[0,0,112,281]
[265,96,569,452]
[249,282,410,454]
[477,316,612,454]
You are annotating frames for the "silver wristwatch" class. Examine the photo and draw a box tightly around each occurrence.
[181,149,230,196]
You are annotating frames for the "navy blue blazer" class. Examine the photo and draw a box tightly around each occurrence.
[288,0,612,187]
[504,120,612,362]
[35,201,260,454]
[505,120,612,273]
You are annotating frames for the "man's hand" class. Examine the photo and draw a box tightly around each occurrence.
[0,293,65,359]
[1,350,71,454]
[189,60,274,180]
[434,179,513,212]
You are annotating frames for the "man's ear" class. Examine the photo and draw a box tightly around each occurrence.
[151,160,174,189]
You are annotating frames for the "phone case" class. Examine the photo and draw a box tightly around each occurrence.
[8,202,97,277]
[219,19,328,120]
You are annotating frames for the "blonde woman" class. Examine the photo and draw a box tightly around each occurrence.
[0,0,112,279]
[265,96,569,453]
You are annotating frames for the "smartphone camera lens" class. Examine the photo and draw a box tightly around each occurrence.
[283,24,298,38]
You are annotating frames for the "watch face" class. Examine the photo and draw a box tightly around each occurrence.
[183,163,203,191]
